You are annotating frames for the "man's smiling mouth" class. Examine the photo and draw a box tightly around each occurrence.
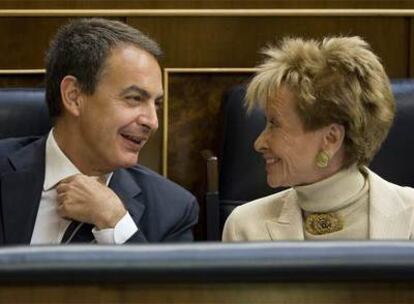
[121,133,146,145]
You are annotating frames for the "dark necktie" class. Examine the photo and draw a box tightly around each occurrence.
[61,221,95,244]
[60,176,106,244]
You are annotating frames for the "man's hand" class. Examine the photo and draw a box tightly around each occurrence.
[56,174,127,229]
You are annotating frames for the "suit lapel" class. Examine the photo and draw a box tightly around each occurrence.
[0,137,46,244]
[367,169,414,239]
[109,168,145,223]
[265,191,305,240]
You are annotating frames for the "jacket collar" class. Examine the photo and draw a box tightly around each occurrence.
[109,168,145,223]
[265,191,305,240]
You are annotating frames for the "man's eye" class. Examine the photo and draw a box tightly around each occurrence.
[155,101,163,111]
[126,95,142,102]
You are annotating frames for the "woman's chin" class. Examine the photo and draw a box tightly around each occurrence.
[267,177,284,188]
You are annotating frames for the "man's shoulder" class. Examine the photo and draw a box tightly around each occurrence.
[123,164,195,201]
[0,136,43,168]
[0,136,41,155]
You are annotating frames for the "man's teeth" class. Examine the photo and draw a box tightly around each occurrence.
[266,158,278,164]
[123,134,142,144]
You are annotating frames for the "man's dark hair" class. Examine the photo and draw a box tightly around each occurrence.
[45,18,162,121]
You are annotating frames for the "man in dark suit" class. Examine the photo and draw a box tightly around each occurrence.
[0,18,198,245]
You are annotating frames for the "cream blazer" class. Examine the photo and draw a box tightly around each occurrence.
[222,168,414,241]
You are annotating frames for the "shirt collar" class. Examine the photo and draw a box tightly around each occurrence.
[43,130,112,190]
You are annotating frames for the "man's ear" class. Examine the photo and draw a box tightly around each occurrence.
[322,123,345,157]
[60,75,83,117]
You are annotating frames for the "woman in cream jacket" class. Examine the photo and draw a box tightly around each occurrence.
[223,36,414,241]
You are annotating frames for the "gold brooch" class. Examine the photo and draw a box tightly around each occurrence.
[304,213,343,235]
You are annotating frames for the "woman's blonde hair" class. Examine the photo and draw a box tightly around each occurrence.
[246,36,395,167]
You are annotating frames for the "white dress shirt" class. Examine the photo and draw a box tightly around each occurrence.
[30,130,138,244]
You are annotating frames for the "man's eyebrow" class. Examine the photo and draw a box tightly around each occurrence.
[120,85,150,99]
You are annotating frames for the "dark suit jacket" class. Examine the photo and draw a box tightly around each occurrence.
[0,136,199,245]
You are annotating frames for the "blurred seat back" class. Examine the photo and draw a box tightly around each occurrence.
[0,88,51,139]
[370,79,414,187]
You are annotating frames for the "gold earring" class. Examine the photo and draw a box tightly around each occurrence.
[316,151,330,168]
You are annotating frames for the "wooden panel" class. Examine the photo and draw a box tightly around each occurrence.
[128,16,409,78]
[0,74,45,87]
[140,115,162,173]
[0,17,124,69]
[1,16,407,76]
[103,282,414,304]
[1,1,414,9]
[410,18,414,77]
[167,73,250,184]
[167,72,252,239]
[0,18,72,69]
[1,282,414,303]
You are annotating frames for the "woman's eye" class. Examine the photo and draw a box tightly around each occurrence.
[268,119,278,127]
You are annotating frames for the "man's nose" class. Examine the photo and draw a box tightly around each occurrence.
[139,103,159,131]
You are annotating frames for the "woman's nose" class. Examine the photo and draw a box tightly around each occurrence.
[254,130,268,153]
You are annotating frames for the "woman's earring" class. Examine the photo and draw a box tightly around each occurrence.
[316,151,330,168]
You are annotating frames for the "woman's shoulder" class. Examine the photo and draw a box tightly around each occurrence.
[365,167,414,203]
[222,188,294,241]
[229,188,293,220]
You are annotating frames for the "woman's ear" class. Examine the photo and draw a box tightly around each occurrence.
[323,123,345,157]
[60,75,83,117]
